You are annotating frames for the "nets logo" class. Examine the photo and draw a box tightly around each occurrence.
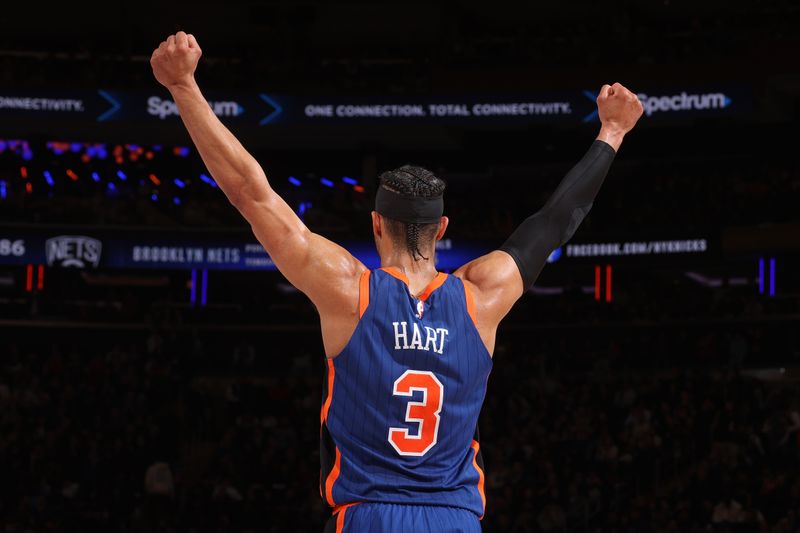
[147,96,244,120]
[45,236,102,268]
[638,92,732,116]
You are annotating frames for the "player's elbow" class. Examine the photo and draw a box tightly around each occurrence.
[229,173,273,214]
[236,192,282,227]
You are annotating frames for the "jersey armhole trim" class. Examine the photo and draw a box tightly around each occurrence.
[471,439,486,519]
[463,280,478,327]
[358,270,371,318]
[321,358,335,425]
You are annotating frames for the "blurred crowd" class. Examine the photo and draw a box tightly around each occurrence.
[482,356,800,532]
[1,317,799,532]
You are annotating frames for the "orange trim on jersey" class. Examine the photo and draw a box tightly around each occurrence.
[320,359,335,425]
[463,280,478,327]
[471,440,486,519]
[380,267,448,302]
[334,501,360,532]
[358,270,371,318]
[332,501,361,516]
[336,506,346,533]
[325,446,342,506]
[380,266,409,285]
[417,272,448,302]
[333,501,360,533]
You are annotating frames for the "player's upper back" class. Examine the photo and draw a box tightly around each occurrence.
[320,267,493,516]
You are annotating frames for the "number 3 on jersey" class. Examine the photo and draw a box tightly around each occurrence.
[388,370,444,457]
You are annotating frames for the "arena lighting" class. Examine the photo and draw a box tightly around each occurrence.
[288,176,301,186]
[190,269,197,305]
[353,185,365,193]
[151,194,158,202]
[200,269,208,306]
[107,182,116,192]
[605,265,612,303]
[594,265,601,301]
[297,201,312,219]
[20,166,27,178]
[342,176,358,185]
[173,197,181,205]
[199,173,217,188]
[0,180,6,199]
[685,272,723,288]
[769,258,775,297]
[320,177,334,188]
[149,174,161,186]
[66,169,79,181]
[116,170,127,181]
[758,258,765,294]
[25,264,33,292]
[37,265,44,291]
[22,150,33,161]
[173,178,186,189]
[174,146,190,157]
[43,171,54,186]
[25,183,32,194]
[530,286,564,295]
[91,172,101,183]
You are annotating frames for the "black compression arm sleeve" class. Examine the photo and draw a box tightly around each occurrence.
[499,140,616,289]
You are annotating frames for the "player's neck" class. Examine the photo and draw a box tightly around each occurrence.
[380,250,439,290]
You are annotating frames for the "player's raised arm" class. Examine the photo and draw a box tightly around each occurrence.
[454,83,643,353]
[150,33,365,345]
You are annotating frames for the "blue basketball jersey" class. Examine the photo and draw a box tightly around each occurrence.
[320,267,493,520]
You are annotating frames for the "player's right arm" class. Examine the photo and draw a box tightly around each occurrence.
[150,33,365,355]
[454,83,644,354]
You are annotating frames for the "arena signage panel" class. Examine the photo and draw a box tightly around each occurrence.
[0,86,749,126]
[563,238,709,259]
[0,230,484,271]
[0,228,715,271]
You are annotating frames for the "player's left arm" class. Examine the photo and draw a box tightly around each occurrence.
[455,83,644,353]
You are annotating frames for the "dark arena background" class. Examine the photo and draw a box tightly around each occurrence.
[1,1,799,532]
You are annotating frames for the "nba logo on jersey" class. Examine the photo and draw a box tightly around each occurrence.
[416,299,424,318]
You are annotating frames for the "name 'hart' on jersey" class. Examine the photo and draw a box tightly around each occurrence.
[391,321,449,354]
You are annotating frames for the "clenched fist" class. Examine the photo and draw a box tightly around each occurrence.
[150,31,202,90]
[596,82,643,135]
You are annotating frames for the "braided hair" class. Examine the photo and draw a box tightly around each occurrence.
[377,165,446,261]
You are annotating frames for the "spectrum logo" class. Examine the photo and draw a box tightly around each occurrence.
[637,92,732,116]
[147,96,244,119]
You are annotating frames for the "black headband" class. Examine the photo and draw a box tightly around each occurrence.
[375,187,443,224]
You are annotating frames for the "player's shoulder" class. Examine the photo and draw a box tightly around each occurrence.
[452,250,524,335]
[453,250,518,292]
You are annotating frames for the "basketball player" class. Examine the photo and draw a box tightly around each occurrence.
[151,32,643,532]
